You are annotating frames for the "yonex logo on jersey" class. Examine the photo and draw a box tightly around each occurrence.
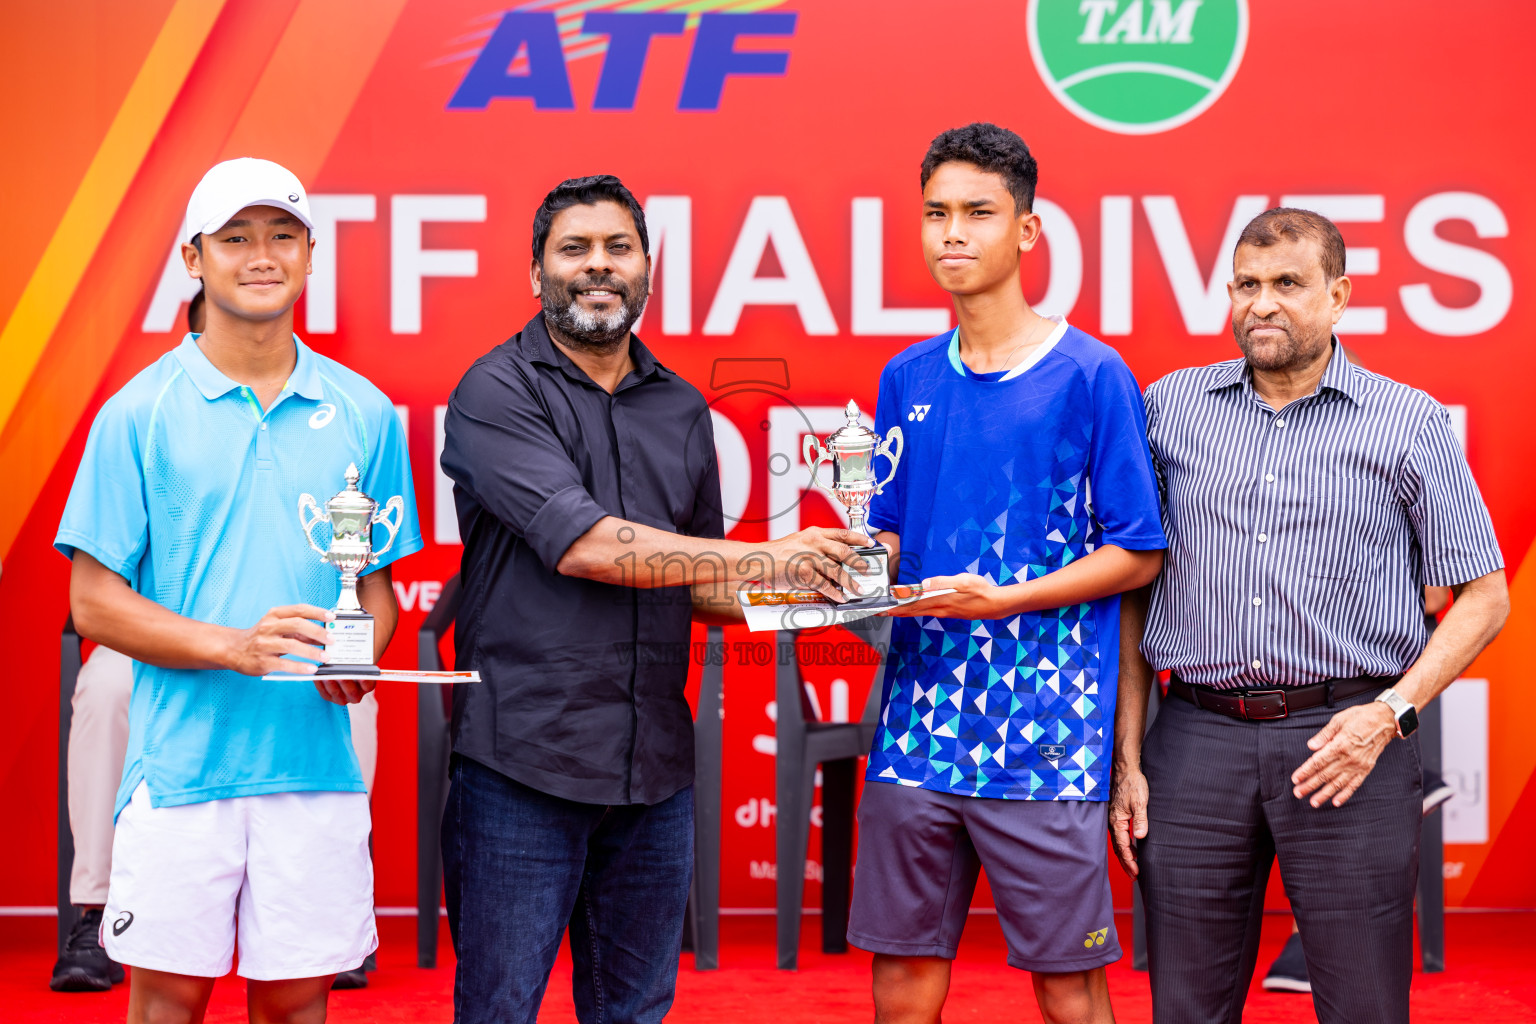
[907,405,932,422]
[309,404,336,429]
[1027,0,1248,134]
[1084,927,1109,948]
[112,912,134,936]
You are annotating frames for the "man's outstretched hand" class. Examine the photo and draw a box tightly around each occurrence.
[762,528,875,602]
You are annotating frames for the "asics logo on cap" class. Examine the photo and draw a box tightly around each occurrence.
[309,403,336,429]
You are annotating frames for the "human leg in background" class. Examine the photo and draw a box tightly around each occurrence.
[53,645,132,993]
[332,690,380,991]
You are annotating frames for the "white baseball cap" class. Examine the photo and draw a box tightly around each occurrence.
[183,157,315,244]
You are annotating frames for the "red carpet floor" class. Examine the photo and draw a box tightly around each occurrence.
[4,911,1534,1022]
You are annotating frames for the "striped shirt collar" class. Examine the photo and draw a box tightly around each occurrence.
[1206,336,1363,407]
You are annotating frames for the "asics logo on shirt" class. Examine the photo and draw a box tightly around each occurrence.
[309,403,336,429]
[112,912,134,936]
[907,404,932,422]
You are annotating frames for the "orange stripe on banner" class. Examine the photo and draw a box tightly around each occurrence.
[221,0,413,176]
[0,0,411,563]
[1451,534,1536,901]
[0,0,228,440]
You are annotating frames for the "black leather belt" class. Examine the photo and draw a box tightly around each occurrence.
[1168,674,1396,721]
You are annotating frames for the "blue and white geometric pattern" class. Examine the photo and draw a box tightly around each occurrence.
[863,325,1166,801]
[868,432,1107,800]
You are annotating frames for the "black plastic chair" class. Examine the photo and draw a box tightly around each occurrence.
[774,615,889,970]
[414,575,724,972]
[682,626,726,971]
[57,615,83,954]
[1129,686,1446,973]
[415,574,461,968]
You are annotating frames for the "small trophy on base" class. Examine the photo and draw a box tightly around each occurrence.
[298,463,404,676]
[803,401,904,602]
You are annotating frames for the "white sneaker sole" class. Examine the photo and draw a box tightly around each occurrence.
[1262,976,1312,993]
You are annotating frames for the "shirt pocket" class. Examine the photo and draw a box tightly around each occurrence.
[1305,481,1401,581]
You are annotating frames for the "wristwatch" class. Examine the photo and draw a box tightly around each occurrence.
[1374,689,1420,738]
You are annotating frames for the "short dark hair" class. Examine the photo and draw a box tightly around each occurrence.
[1236,207,1347,281]
[920,123,1038,215]
[531,175,648,262]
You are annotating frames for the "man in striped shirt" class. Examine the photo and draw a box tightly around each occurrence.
[1110,207,1508,1024]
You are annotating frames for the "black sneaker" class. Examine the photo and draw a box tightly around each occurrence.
[331,966,368,990]
[50,908,125,992]
[1261,931,1311,993]
[363,951,377,972]
[1423,773,1455,818]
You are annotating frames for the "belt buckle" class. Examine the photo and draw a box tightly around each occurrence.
[1241,689,1289,721]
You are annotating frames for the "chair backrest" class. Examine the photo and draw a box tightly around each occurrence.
[418,573,463,671]
[849,617,892,725]
[774,615,892,725]
[418,573,463,720]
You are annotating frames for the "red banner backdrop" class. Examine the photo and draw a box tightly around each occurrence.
[3,0,1533,916]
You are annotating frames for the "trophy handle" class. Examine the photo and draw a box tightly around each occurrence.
[803,435,830,491]
[874,426,904,493]
[370,496,405,561]
[297,494,329,560]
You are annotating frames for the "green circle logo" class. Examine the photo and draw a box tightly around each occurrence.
[1027,0,1248,134]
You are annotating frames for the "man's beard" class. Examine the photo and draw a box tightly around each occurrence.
[1232,315,1332,373]
[541,270,649,354]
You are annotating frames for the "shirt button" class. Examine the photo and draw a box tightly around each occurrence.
[1252,659,1263,670]
[1257,533,1268,543]
[260,423,267,431]
[1275,418,1287,428]
[1265,473,1276,482]
[1253,596,1263,606]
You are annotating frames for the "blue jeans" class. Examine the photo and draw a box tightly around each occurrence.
[442,754,694,1024]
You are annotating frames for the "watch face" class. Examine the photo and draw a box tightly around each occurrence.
[1398,705,1420,738]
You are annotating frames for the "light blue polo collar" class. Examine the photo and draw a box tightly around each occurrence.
[174,334,325,402]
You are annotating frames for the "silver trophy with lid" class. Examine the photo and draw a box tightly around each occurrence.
[297,463,404,674]
[803,401,904,600]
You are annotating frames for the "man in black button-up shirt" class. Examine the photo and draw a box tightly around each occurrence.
[439,175,870,1024]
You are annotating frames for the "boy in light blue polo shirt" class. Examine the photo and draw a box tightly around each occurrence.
[56,158,421,1019]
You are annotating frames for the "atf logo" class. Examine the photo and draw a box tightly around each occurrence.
[449,4,796,111]
[1027,0,1248,134]
[1084,927,1110,948]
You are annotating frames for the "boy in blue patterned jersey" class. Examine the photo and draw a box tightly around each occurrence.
[56,158,421,1024]
[847,124,1166,1024]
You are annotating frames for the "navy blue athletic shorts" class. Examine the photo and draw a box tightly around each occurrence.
[847,779,1121,972]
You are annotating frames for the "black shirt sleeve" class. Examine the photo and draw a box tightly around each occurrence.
[441,354,609,572]
[685,411,727,541]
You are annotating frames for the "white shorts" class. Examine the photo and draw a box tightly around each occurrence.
[103,782,377,980]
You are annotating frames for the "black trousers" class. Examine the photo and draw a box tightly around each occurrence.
[1138,687,1421,1024]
